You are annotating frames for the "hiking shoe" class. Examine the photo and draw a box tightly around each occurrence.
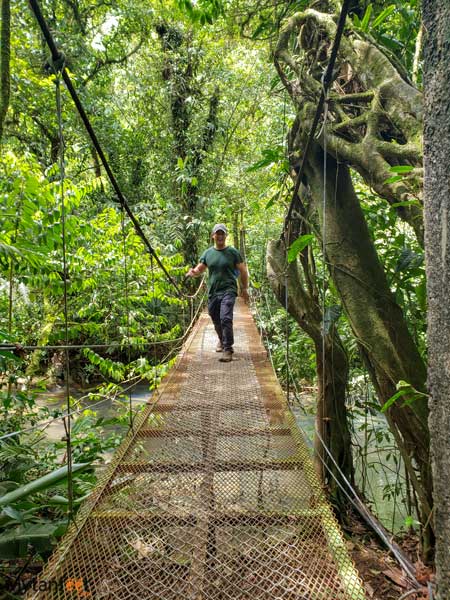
[219,350,233,363]
[215,342,223,352]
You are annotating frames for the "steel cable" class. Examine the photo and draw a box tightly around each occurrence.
[27,0,205,300]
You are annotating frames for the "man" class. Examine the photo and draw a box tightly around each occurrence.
[187,224,249,363]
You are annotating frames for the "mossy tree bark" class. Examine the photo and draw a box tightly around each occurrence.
[273,5,433,556]
[267,237,354,506]
[275,7,424,244]
[423,1,450,594]
[157,23,219,265]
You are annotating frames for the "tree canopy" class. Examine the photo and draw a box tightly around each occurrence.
[1,0,448,596]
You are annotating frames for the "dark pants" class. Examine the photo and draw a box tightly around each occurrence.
[208,293,236,351]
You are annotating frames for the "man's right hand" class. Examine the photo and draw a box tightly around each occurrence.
[187,267,197,278]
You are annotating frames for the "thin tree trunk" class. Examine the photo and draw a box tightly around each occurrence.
[266,239,354,505]
[0,0,11,141]
[423,0,450,594]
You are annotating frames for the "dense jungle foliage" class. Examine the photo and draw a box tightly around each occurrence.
[1,0,443,596]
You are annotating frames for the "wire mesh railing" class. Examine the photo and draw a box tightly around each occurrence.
[26,301,366,600]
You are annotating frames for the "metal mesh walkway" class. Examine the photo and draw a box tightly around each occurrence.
[29,302,366,599]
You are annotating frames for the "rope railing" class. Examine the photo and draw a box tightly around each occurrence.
[0,279,206,353]
[249,285,306,410]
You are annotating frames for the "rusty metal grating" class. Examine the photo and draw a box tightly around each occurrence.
[28,303,366,599]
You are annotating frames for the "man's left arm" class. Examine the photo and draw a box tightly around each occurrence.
[236,262,249,303]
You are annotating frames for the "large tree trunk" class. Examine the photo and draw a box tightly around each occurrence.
[423,1,450,595]
[266,238,354,505]
[297,138,433,557]
[274,3,434,558]
[275,7,424,244]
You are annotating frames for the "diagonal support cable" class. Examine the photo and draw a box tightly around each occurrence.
[28,0,182,295]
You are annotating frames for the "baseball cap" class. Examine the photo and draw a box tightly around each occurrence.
[211,223,228,235]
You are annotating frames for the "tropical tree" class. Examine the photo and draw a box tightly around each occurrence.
[269,1,433,556]
[423,0,450,594]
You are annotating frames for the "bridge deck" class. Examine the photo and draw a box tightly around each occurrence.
[30,302,366,599]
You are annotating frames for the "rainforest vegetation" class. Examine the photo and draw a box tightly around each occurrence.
[1,0,449,598]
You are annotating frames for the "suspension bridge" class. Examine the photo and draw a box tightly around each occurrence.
[28,301,366,600]
[14,0,370,597]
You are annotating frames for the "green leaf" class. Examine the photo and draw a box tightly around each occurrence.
[381,381,427,413]
[381,388,408,412]
[2,505,24,523]
[416,280,427,312]
[360,4,373,31]
[48,492,91,506]
[246,147,284,172]
[0,463,90,506]
[287,234,314,263]
[372,5,396,29]
[383,175,402,184]
[395,248,423,273]
[0,522,64,558]
[390,165,414,173]
[0,481,19,495]
[264,189,280,210]
[404,515,421,528]
[391,200,421,208]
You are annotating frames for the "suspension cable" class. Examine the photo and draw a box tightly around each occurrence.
[150,255,157,391]
[27,0,183,295]
[55,70,74,522]
[120,207,133,432]
[0,335,196,353]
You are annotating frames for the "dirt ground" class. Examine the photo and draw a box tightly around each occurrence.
[345,513,434,600]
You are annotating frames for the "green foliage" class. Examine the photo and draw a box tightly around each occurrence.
[381,380,428,413]
[82,349,126,382]
[352,1,421,75]
[0,464,90,507]
[246,146,289,173]
[357,180,426,354]
[253,292,316,388]
[0,380,132,560]
[176,0,225,25]
[0,0,428,567]
[287,235,314,263]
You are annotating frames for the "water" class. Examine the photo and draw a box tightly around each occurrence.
[37,383,151,442]
[291,402,408,533]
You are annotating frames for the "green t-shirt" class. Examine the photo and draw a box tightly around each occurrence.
[199,246,243,298]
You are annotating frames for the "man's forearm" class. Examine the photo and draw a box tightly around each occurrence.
[188,263,206,277]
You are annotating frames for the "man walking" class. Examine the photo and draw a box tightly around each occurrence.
[187,224,249,362]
